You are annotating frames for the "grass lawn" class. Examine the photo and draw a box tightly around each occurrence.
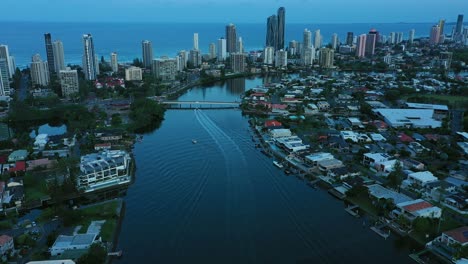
[23,173,50,203]
[0,220,13,230]
[347,193,379,216]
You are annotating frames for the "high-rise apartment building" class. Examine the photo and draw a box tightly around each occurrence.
[319,48,334,68]
[125,66,143,81]
[356,34,367,58]
[30,54,50,86]
[346,32,354,46]
[314,30,322,49]
[52,41,65,73]
[217,38,227,62]
[226,24,237,53]
[0,45,13,78]
[152,58,178,82]
[275,49,287,68]
[366,29,377,57]
[277,7,285,50]
[142,40,154,69]
[430,25,441,45]
[59,68,79,97]
[0,59,10,95]
[456,14,464,35]
[82,34,98,80]
[302,47,315,66]
[193,33,199,51]
[266,15,278,50]
[189,50,202,67]
[209,43,216,60]
[238,37,244,53]
[263,46,275,65]
[331,33,339,50]
[44,33,56,74]
[110,52,118,73]
[408,29,415,44]
[230,53,246,73]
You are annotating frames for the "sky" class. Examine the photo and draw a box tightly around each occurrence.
[1,0,467,23]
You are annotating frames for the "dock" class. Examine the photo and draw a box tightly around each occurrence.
[108,250,123,257]
[344,205,360,217]
[370,223,391,239]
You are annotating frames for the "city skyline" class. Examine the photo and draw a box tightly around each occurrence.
[1,0,467,23]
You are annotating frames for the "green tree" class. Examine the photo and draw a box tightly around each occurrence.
[129,98,166,133]
[77,243,107,264]
[387,161,404,191]
[111,114,122,127]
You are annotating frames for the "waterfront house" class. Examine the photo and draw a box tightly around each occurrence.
[318,158,344,172]
[392,199,442,221]
[305,152,334,167]
[264,120,283,129]
[77,150,132,193]
[34,134,49,150]
[367,184,413,205]
[0,235,13,256]
[427,226,468,262]
[50,234,98,257]
[94,143,112,151]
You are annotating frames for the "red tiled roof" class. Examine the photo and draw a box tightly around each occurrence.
[9,161,26,172]
[424,134,439,141]
[0,235,12,246]
[399,133,414,142]
[444,226,468,244]
[271,104,287,110]
[264,120,282,128]
[402,201,433,212]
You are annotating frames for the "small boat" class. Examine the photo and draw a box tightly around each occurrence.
[273,161,284,168]
[192,139,198,144]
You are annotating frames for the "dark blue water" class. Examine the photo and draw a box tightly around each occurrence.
[2,22,436,67]
[115,76,415,263]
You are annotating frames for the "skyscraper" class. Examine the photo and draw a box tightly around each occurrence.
[275,49,287,68]
[111,52,118,73]
[52,41,65,73]
[142,40,153,69]
[30,54,50,86]
[389,32,396,44]
[302,47,315,66]
[277,7,286,50]
[456,14,464,35]
[314,30,322,49]
[82,34,98,80]
[266,15,278,50]
[331,33,338,50]
[365,29,377,57]
[396,32,404,44]
[226,24,237,53]
[209,43,216,60]
[189,50,202,67]
[217,38,227,62]
[430,25,441,45]
[408,29,415,44]
[0,45,12,78]
[44,33,56,75]
[288,40,298,56]
[356,34,367,58]
[0,59,9,95]
[319,48,334,68]
[193,33,199,51]
[263,47,274,65]
[238,37,244,53]
[178,50,188,69]
[303,29,312,49]
[346,32,354,46]
[60,68,79,97]
[438,19,446,36]
[230,53,246,73]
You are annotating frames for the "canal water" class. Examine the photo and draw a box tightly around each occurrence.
[116,76,416,263]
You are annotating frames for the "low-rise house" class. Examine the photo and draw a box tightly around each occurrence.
[264,120,283,129]
[370,133,386,142]
[318,158,344,172]
[405,171,439,188]
[50,234,98,256]
[0,235,13,256]
[327,136,350,153]
[305,152,334,167]
[392,199,442,221]
[402,159,425,171]
[444,193,468,211]
[275,136,309,153]
[42,149,70,158]
[367,184,413,204]
[8,150,28,163]
[317,101,330,111]
[363,153,393,167]
[327,166,360,180]
[427,226,468,262]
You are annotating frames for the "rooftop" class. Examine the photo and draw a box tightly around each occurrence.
[398,199,434,212]
[444,226,468,244]
[368,184,413,204]
[408,171,438,183]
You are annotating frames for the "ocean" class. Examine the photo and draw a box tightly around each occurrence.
[1,21,437,68]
